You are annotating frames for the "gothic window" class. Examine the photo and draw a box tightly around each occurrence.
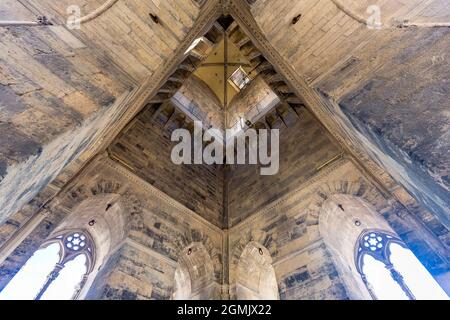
[355,230,448,300]
[0,230,95,300]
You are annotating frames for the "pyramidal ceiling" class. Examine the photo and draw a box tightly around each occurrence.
[135,14,301,138]
[106,11,320,228]
[1,0,448,234]
[103,0,448,232]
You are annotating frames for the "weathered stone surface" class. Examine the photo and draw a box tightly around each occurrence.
[227,75,277,128]
[0,0,449,301]
[227,107,341,226]
[0,0,202,227]
[109,104,225,228]
[250,0,450,227]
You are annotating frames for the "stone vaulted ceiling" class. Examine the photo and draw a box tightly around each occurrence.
[0,0,449,234]
[193,35,252,108]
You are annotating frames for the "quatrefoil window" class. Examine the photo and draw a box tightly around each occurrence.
[65,233,87,251]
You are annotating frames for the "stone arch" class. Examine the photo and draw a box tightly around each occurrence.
[120,191,144,233]
[174,228,222,283]
[298,179,394,299]
[233,241,279,300]
[317,194,396,300]
[304,178,391,240]
[53,194,128,269]
[53,184,144,299]
[230,229,275,265]
[229,228,277,296]
[64,179,123,204]
[61,179,144,237]
[0,191,138,300]
[304,178,449,261]
[0,179,140,295]
[173,242,218,300]
[177,75,223,129]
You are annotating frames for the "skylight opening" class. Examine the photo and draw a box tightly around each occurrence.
[228,66,251,91]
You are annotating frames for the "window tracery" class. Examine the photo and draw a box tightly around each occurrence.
[355,229,448,300]
[0,229,95,300]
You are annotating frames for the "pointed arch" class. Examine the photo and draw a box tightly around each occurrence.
[229,228,278,298]
[174,228,222,283]
[173,242,217,300]
[318,194,448,300]
[234,242,279,300]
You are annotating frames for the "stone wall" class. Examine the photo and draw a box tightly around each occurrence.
[81,159,224,300]
[227,107,341,226]
[226,75,277,128]
[250,0,450,228]
[228,159,450,299]
[338,28,450,228]
[109,104,225,228]
[0,0,202,229]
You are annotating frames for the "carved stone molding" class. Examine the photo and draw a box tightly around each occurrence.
[230,156,352,232]
[91,0,223,152]
[124,238,178,268]
[104,157,223,234]
[227,0,397,188]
